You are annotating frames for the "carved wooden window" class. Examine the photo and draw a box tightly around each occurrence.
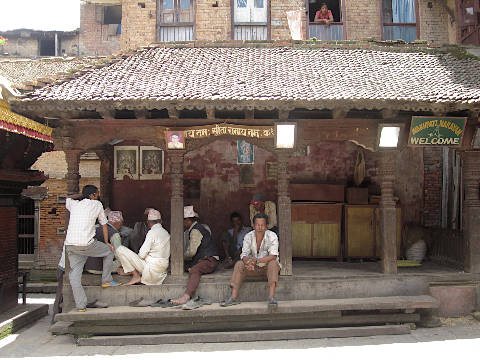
[157,0,195,41]
[233,0,268,40]
[458,0,480,45]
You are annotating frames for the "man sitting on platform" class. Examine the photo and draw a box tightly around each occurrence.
[171,206,219,305]
[115,209,170,285]
[221,212,252,269]
[221,213,280,308]
[249,193,278,234]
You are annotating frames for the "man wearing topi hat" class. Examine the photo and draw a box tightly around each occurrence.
[171,206,219,305]
[115,209,170,286]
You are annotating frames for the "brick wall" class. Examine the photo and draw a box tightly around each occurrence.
[60,35,80,57]
[31,151,100,179]
[418,0,449,45]
[0,207,18,312]
[196,0,231,41]
[121,0,156,50]
[79,3,121,56]
[423,148,443,227]
[345,0,382,40]
[270,0,306,40]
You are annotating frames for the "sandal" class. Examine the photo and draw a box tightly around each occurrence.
[86,299,108,308]
[182,299,201,310]
[220,297,241,307]
[268,297,278,309]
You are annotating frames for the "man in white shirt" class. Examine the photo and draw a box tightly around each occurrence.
[65,185,120,312]
[115,209,170,285]
[221,212,280,308]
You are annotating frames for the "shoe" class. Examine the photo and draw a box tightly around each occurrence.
[86,300,108,308]
[268,297,278,309]
[128,297,153,307]
[77,308,86,312]
[182,298,201,310]
[220,297,241,307]
[101,281,122,288]
[197,296,212,306]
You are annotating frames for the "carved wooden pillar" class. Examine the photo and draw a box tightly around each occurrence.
[276,150,293,276]
[378,151,397,274]
[169,150,186,276]
[462,151,480,273]
[64,150,82,195]
[95,150,113,209]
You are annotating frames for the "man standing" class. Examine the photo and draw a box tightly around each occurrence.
[115,209,170,286]
[221,213,280,308]
[221,212,252,269]
[249,193,278,233]
[65,185,120,312]
[171,206,219,305]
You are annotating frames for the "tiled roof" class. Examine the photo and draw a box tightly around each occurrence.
[14,45,480,112]
[0,57,101,89]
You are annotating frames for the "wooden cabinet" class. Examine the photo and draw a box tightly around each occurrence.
[291,203,343,260]
[345,205,402,259]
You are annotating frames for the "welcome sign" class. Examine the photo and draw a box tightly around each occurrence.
[408,117,467,147]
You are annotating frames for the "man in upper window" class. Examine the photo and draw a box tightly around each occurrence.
[221,213,281,308]
[65,185,121,312]
[171,206,219,305]
[249,193,277,234]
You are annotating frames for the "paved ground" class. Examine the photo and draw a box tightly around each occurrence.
[1,294,479,359]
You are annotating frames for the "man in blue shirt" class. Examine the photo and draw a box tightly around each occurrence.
[221,212,252,269]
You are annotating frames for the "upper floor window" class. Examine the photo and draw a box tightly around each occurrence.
[233,0,268,40]
[307,1,344,41]
[103,5,122,25]
[458,0,480,45]
[382,0,417,42]
[156,0,194,41]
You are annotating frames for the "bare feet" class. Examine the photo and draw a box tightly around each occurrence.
[117,267,126,276]
[124,275,141,286]
[171,294,190,305]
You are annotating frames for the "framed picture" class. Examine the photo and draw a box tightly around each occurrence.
[237,140,254,164]
[166,131,185,150]
[114,146,138,180]
[140,146,164,180]
[239,164,255,188]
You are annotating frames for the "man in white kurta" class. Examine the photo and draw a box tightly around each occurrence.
[115,209,170,285]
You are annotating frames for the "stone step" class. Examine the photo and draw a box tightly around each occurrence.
[0,304,49,338]
[62,274,430,311]
[56,295,437,336]
[77,324,412,346]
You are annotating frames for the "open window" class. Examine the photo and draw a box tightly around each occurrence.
[104,5,122,24]
[157,0,195,41]
[382,0,417,42]
[307,0,344,40]
[458,0,480,45]
[232,0,269,40]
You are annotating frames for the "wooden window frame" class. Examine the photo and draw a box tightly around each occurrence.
[380,0,420,41]
[305,0,346,40]
[230,0,271,40]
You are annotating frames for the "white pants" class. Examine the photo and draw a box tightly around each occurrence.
[115,245,168,285]
[116,246,145,274]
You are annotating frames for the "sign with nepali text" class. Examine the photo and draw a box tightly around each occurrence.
[408,117,467,147]
[163,123,275,140]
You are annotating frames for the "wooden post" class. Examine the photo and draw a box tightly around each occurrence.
[378,151,397,274]
[462,151,480,273]
[276,150,293,276]
[95,150,113,209]
[168,150,185,277]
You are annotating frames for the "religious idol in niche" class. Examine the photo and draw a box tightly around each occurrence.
[237,140,254,164]
[166,131,185,150]
[114,146,139,180]
[140,146,164,180]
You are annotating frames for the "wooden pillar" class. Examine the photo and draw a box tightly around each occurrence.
[462,151,480,273]
[276,150,293,276]
[95,150,113,209]
[64,150,82,195]
[169,150,185,276]
[378,151,397,274]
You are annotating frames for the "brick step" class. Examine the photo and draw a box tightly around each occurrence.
[77,324,412,346]
[55,295,438,336]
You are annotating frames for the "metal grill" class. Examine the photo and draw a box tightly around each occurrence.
[17,200,35,255]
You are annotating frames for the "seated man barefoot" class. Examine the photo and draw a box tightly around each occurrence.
[115,209,170,285]
[221,212,251,269]
[221,213,281,308]
[171,206,219,305]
